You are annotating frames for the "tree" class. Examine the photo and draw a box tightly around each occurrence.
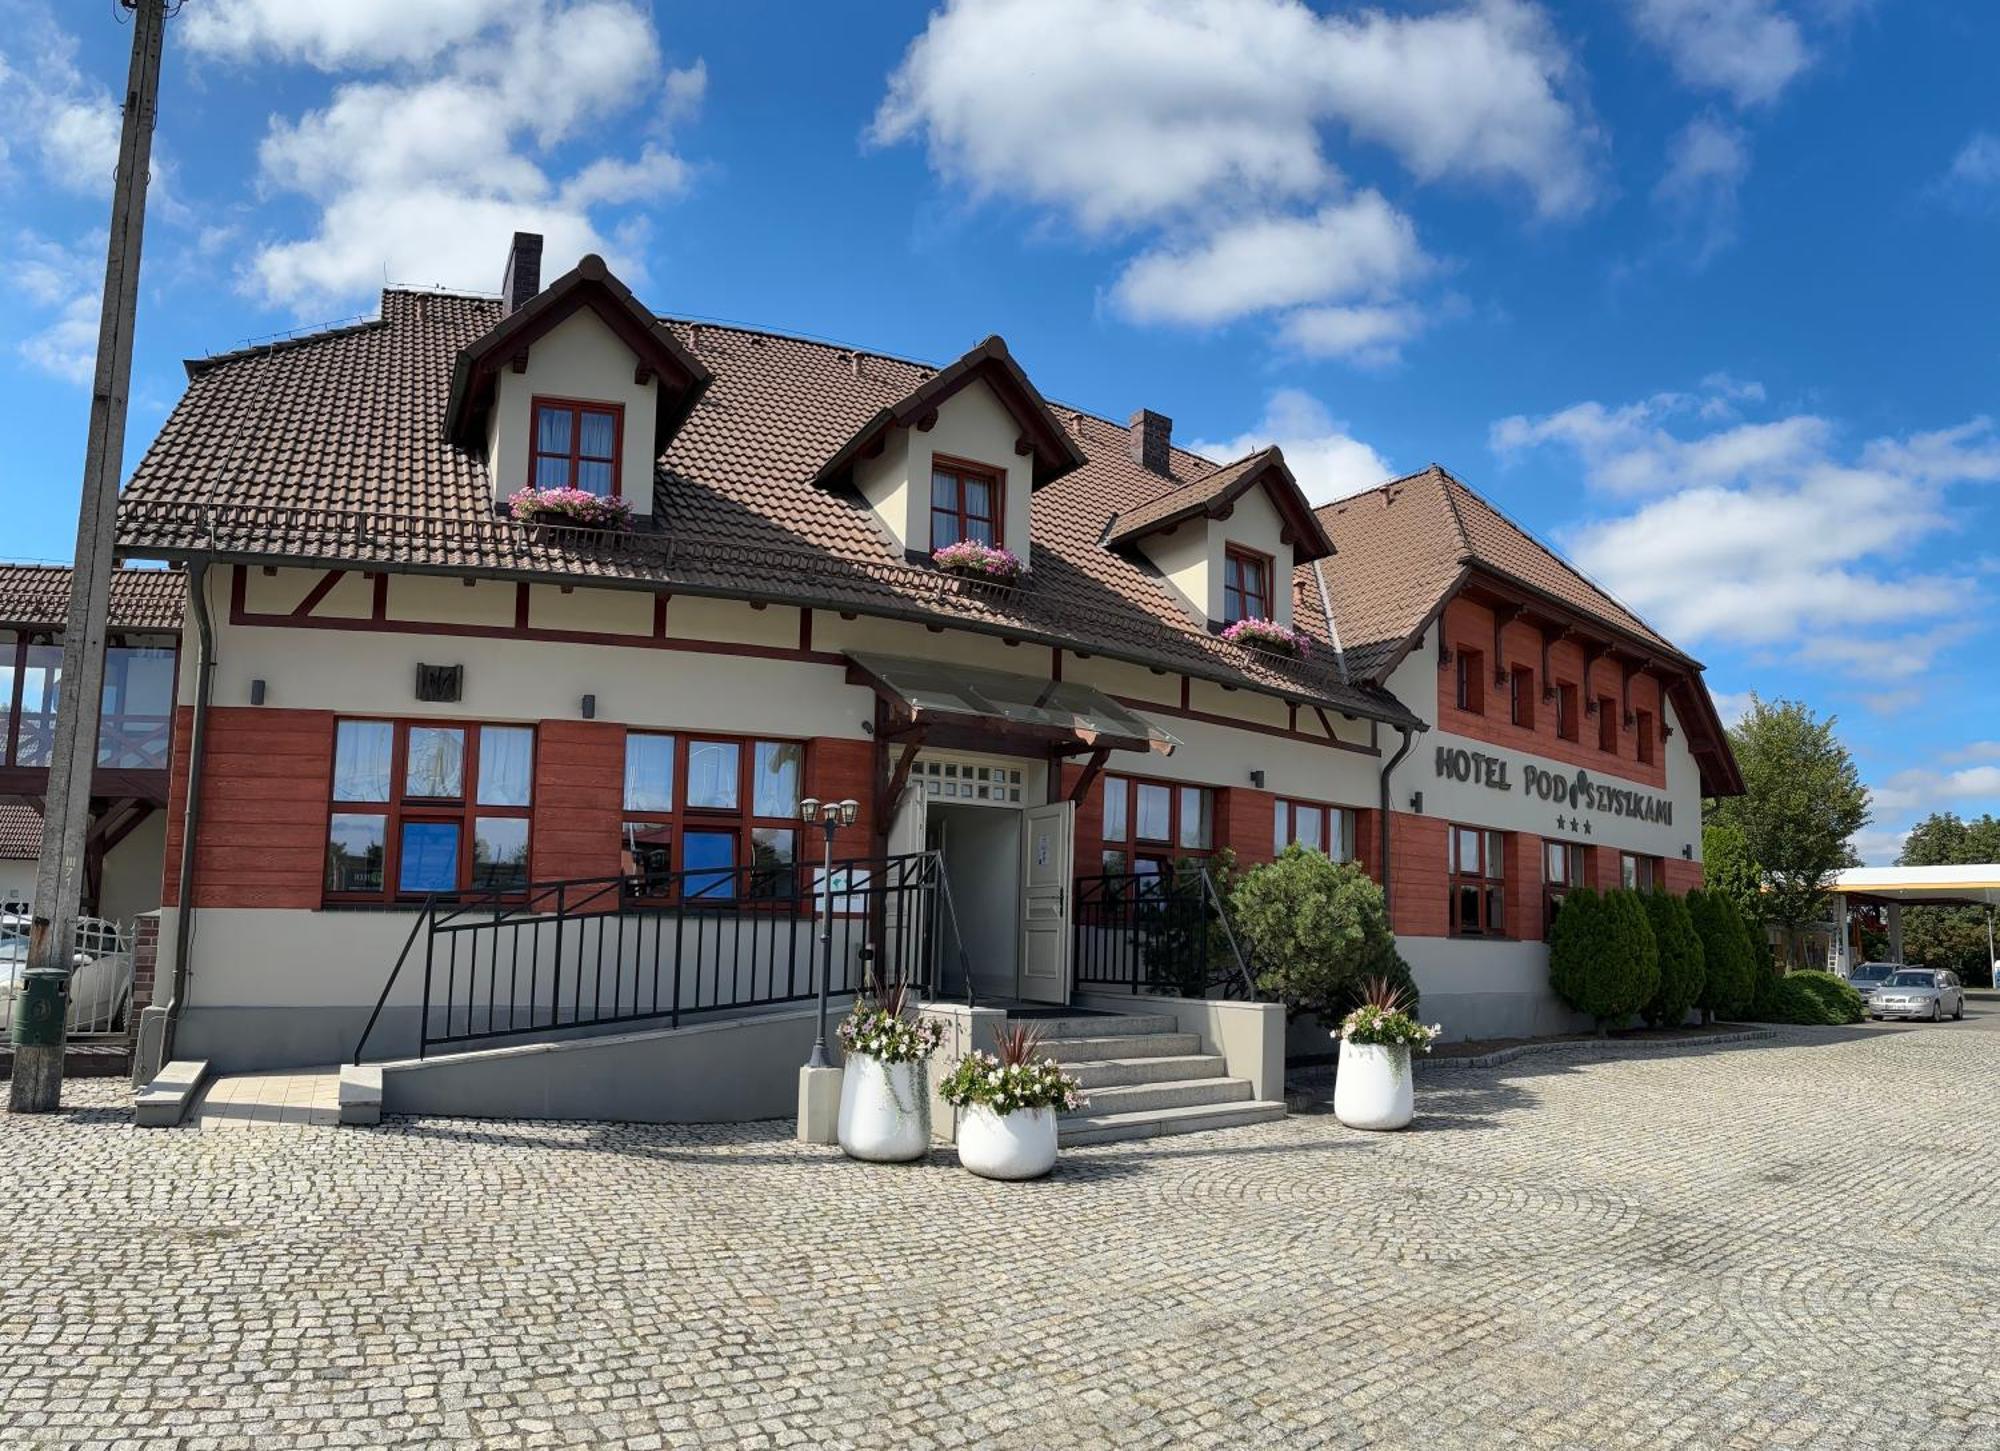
[1549,888,1658,1034]
[1702,695,1870,965]
[1897,812,2000,986]
[1640,891,1705,1027]
[1688,889,1757,1019]
[1231,847,1415,1026]
[1700,817,1764,930]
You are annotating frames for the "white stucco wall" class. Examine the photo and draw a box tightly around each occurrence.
[0,813,164,924]
[851,379,1034,567]
[489,307,662,516]
[1135,484,1296,630]
[0,860,31,908]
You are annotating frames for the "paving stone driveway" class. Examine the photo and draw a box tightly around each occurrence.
[3,1009,1997,1450]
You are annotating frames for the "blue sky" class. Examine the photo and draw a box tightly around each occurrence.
[2,0,1996,862]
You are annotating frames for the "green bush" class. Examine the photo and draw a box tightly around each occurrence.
[1640,891,1706,1027]
[1747,969,1863,1025]
[1688,889,1758,1020]
[1549,887,1659,1032]
[1231,846,1415,1026]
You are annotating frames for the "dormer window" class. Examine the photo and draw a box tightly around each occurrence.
[929,456,1004,553]
[532,398,622,497]
[1222,546,1272,624]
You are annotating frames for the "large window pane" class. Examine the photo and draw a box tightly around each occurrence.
[333,720,394,803]
[534,454,572,488]
[577,409,616,459]
[749,826,796,899]
[683,829,737,899]
[535,404,571,455]
[472,817,530,894]
[477,726,534,806]
[624,732,675,812]
[326,814,386,894]
[752,741,802,817]
[1135,783,1171,843]
[405,726,466,799]
[1102,777,1128,842]
[99,646,176,768]
[1294,805,1322,853]
[14,645,62,767]
[622,821,674,893]
[397,820,461,894]
[1178,787,1209,849]
[1272,802,1288,856]
[686,739,740,810]
[1331,809,1354,863]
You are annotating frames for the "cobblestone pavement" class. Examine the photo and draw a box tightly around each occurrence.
[3,1010,1997,1450]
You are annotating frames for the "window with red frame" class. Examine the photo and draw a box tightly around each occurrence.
[620,732,805,902]
[929,458,1003,552]
[531,399,621,497]
[1635,708,1657,765]
[1222,547,1273,624]
[1620,852,1658,891]
[1455,648,1486,713]
[1099,774,1212,885]
[1597,695,1618,752]
[1449,824,1506,937]
[1273,799,1356,862]
[1543,840,1576,939]
[1555,681,1580,742]
[326,719,534,903]
[1510,665,1536,729]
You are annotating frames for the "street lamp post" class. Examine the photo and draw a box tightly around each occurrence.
[801,797,860,1068]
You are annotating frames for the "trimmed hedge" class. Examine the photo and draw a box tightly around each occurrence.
[1549,887,1659,1031]
[1232,846,1416,1026]
[1688,889,1758,1020]
[1749,969,1864,1025]
[1641,891,1706,1027]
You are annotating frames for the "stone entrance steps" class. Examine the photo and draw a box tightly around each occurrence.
[1019,1011,1285,1145]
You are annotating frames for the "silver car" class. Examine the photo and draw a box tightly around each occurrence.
[1867,968,1965,1022]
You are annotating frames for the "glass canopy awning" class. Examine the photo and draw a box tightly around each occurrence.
[844,652,1180,756]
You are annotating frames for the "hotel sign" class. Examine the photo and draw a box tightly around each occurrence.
[1435,746,1674,826]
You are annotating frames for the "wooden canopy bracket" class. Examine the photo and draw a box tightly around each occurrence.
[1068,747,1112,804]
[1491,604,1525,686]
[878,734,927,825]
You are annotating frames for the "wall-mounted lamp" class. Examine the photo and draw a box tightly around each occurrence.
[1248,769,1266,789]
[1662,722,1675,741]
[249,679,267,706]
[1585,698,1600,716]
[1682,843,1693,860]
[580,694,597,720]
[1409,790,1425,815]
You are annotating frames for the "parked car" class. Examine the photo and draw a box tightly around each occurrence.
[1846,962,1900,1004]
[0,911,132,1033]
[1867,968,1965,1022]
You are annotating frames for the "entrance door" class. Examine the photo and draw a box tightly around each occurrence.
[1018,801,1074,1004]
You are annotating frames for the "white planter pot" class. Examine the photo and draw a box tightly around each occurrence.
[837,1053,932,1162]
[955,1104,1058,1181]
[1334,1039,1414,1131]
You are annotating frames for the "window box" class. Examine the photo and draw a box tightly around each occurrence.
[931,538,1023,585]
[505,486,634,532]
[1220,617,1309,659]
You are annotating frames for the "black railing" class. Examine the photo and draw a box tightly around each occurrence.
[353,851,944,1063]
[1072,867,1259,1001]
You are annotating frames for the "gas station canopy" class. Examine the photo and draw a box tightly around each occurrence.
[1829,866,2000,909]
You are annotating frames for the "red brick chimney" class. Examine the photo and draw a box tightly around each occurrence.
[501,232,544,315]
[1128,409,1173,474]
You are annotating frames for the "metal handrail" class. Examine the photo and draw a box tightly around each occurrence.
[350,896,437,1064]
[1197,865,1259,1002]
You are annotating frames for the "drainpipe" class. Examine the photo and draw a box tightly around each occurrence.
[161,557,215,1064]
[1377,724,1417,913]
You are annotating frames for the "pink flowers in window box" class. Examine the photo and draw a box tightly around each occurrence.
[932,538,1023,585]
[506,487,633,532]
[1222,616,1310,658]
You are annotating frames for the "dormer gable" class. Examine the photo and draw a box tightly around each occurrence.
[811,335,1085,572]
[1106,446,1332,630]
[445,237,712,520]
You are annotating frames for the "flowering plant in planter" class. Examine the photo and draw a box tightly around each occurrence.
[836,985,947,1064]
[1332,977,1440,1132]
[1221,616,1310,658]
[836,982,945,1163]
[939,1024,1083,1180]
[932,538,1023,585]
[505,486,634,532]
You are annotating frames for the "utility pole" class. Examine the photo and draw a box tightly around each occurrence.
[10,0,168,1113]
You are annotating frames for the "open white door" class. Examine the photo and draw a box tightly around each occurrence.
[880,778,929,994]
[1018,800,1074,1005]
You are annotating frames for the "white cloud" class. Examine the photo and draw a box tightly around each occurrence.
[1847,824,1909,868]
[8,229,102,384]
[1868,765,2000,817]
[874,0,1599,356]
[1627,0,1810,108]
[1188,389,1393,506]
[1654,114,1751,265]
[0,10,120,193]
[185,1,704,308]
[1707,689,1754,727]
[1109,195,1426,326]
[1942,132,2000,204]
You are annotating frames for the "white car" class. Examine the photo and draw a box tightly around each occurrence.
[0,912,132,1032]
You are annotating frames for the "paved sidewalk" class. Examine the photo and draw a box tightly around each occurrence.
[2,1012,1996,1448]
[194,1067,343,1129]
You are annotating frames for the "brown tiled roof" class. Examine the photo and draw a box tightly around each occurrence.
[1309,466,1682,682]
[0,804,40,861]
[118,289,1418,727]
[1106,446,1333,563]
[0,564,186,632]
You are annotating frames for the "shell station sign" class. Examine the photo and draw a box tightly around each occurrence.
[1434,745,1674,826]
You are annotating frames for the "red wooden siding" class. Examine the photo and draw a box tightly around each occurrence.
[162,705,335,908]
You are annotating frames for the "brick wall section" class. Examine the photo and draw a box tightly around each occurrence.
[1660,857,1704,896]
[1354,806,1384,884]
[125,912,159,1058]
[1387,811,1448,938]
[162,706,335,908]
[1436,595,1668,791]
[806,738,878,860]
[531,721,627,883]
[1217,786,1275,867]
[1060,763,1103,873]
[1506,832,1545,941]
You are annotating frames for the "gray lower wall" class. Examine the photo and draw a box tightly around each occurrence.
[379,1008,827,1124]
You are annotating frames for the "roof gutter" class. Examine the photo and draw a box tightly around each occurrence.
[160,557,215,1065]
